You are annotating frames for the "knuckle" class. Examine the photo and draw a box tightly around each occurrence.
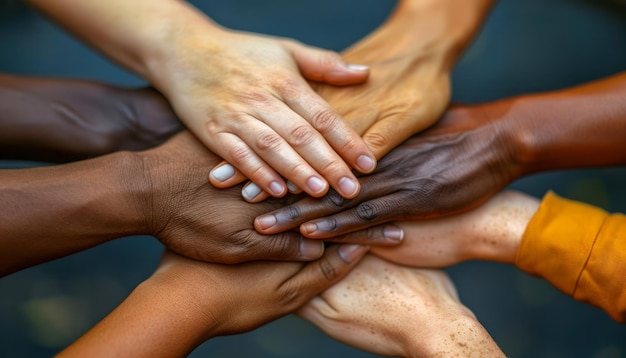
[311,108,340,132]
[275,204,303,223]
[319,260,339,281]
[356,202,379,222]
[326,189,346,207]
[255,132,283,151]
[318,50,342,68]
[272,76,300,97]
[289,125,317,147]
[363,132,390,151]
[237,89,270,104]
[278,283,302,309]
[226,145,253,166]
[269,234,299,258]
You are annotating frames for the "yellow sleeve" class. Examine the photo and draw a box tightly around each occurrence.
[515,191,626,323]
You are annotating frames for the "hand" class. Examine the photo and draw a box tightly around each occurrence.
[254,103,523,238]
[0,74,182,162]
[298,255,504,357]
[160,28,376,200]
[311,22,451,160]
[133,132,398,264]
[371,191,540,268]
[59,245,369,357]
[153,245,369,337]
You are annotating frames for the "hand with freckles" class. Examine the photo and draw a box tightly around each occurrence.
[299,255,505,357]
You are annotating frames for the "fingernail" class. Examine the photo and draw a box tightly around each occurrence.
[338,244,368,263]
[306,176,326,194]
[269,181,285,196]
[242,182,263,201]
[383,226,404,242]
[301,222,317,235]
[211,164,235,182]
[256,215,277,230]
[338,177,358,197]
[348,64,369,71]
[356,155,375,172]
[287,180,300,193]
[299,239,324,260]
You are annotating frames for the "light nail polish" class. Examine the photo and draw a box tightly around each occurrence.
[211,164,235,182]
[242,183,262,201]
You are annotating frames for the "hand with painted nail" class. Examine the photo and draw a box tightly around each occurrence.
[26,0,376,201]
[59,245,368,357]
[253,103,521,238]
[138,132,336,263]
[298,255,505,357]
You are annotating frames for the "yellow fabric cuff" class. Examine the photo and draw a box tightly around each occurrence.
[515,191,626,322]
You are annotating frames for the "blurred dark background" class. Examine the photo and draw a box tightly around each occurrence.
[1,0,625,357]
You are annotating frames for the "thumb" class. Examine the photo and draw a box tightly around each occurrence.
[286,42,369,86]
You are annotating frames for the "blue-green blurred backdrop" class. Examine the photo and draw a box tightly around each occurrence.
[1,0,625,357]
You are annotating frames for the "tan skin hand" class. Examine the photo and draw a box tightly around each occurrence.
[59,245,369,357]
[299,255,504,357]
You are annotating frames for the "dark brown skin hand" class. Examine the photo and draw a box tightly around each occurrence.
[253,103,520,238]
[255,72,626,238]
[135,132,399,264]
[0,74,183,163]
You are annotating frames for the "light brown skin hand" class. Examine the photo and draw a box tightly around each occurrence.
[59,245,369,357]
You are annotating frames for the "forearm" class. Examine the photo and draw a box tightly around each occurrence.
[25,0,224,89]
[0,74,119,162]
[59,273,213,357]
[513,72,626,174]
[346,0,495,65]
[0,152,145,276]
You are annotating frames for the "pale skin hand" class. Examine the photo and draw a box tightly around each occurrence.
[213,0,495,202]
[370,191,540,268]
[298,255,505,357]
[25,0,377,201]
[59,245,368,357]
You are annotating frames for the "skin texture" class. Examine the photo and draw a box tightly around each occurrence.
[371,191,540,268]
[0,74,183,163]
[214,0,496,202]
[0,131,401,277]
[299,255,505,357]
[59,245,369,357]
[25,0,377,200]
[254,72,626,238]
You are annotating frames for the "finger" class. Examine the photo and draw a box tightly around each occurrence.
[241,181,272,203]
[281,244,368,310]
[285,88,377,175]
[287,42,369,86]
[320,224,404,246]
[249,100,363,199]
[361,114,427,160]
[298,192,415,239]
[254,177,397,234]
[209,161,248,188]
[211,131,288,198]
[286,180,302,194]
[234,230,325,262]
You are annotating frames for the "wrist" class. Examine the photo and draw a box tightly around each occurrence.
[364,0,494,67]
[139,3,227,93]
[405,313,503,357]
